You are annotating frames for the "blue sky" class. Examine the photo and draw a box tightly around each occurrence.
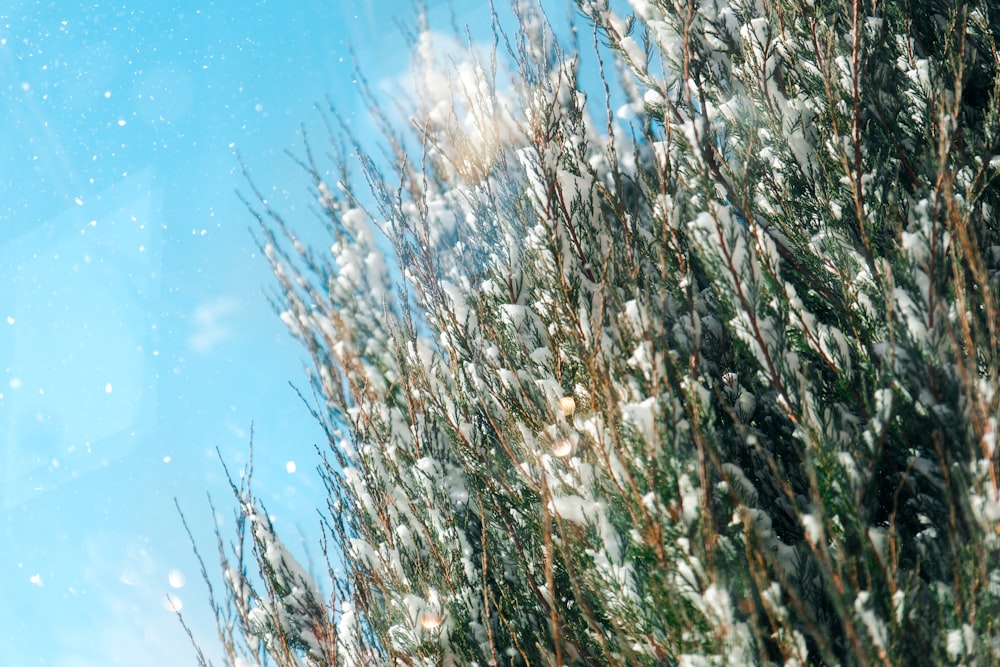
[0,1,497,664]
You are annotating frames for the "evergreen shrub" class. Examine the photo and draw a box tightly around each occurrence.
[185,1,1000,664]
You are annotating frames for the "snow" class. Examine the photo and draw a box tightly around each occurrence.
[867,526,888,566]
[800,514,823,545]
[167,569,185,588]
[678,474,702,526]
[946,629,964,660]
[643,87,665,109]
[854,591,887,653]
[240,501,329,658]
[620,35,646,69]
[892,590,906,624]
[499,303,529,330]
[621,397,657,443]
[627,340,655,377]
[550,493,601,526]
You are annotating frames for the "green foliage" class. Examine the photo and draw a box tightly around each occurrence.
[188,1,1000,665]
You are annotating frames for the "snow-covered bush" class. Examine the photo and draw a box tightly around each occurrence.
[188,0,999,664]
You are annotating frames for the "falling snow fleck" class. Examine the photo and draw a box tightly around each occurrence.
[420,613,443,630]
[552,438,574,457]
[560,396,576,417]
[168,569,185,588]
[286,460,296,474]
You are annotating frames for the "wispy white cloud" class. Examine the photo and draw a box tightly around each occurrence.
[188,297,239,354]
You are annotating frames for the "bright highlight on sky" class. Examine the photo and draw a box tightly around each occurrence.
[0,1,490,664]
